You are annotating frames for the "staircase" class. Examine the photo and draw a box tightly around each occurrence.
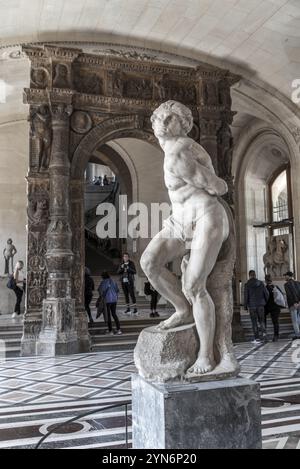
[0,317,23,357]
[89,275,170,351]
[240,309,295,341]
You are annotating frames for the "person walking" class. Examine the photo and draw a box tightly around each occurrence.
[284,271,300,339]
[244,270,269,344]
[84,267,95,324]
[99,271,122,335]
[12,261,26,319]
[144,279,160,317]
[264,274,285,342]
[118,253,138,315]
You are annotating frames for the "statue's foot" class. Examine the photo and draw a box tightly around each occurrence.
[217,353,240,374]
[186,356,216,375]
[157,311,193,330]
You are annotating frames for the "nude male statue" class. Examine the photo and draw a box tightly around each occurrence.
[3,238,17,275]
[140,100,239,378]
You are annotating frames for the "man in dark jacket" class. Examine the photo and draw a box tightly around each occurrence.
[118,253,138,315]
[284,271,300,339]
[244,270,269,344]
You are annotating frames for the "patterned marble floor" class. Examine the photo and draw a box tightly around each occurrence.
[0,340,299,449]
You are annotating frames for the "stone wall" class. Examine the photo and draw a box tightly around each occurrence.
[0,121,28,275]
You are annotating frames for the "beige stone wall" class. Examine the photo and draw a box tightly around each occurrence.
[0,121,28,275]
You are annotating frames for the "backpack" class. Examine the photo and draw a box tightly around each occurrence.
[6,275,15,290]
[273,286,286,308]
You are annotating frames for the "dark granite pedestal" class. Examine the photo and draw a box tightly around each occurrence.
[132,375,262,449]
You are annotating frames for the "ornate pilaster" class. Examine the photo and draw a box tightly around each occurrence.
[71,179,90,352]
[21,175,50,356]
[36,101,78,355]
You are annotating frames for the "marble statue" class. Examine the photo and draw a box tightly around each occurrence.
[3,238,17,275]
[137,100,239,381]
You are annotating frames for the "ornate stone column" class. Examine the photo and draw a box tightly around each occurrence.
[70,179,91,352]
[37,99,78,355]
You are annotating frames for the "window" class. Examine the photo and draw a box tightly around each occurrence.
[271,169,288,222]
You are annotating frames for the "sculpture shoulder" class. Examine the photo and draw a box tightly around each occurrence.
[177,138,214,171]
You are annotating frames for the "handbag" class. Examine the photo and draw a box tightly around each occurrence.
[96,294,107,321]
[6,275,16,290]
[273,286,286,308]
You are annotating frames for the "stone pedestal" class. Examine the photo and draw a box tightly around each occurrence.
[134,324,199,382]
[36,298,78,356]
[132,375,262,449]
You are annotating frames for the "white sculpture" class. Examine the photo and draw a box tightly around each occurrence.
[138,100,239,381]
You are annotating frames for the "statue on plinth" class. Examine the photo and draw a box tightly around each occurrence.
[136,100,239,382]
[3,238,17,275]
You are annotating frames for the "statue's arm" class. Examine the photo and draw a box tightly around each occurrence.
[176,149,228,196]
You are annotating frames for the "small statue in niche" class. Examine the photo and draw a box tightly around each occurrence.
[53,63,70,89]
[204,81,218,105]
[3,238,17,275]
[31,67,48,89]
[154,77,168,100]
[29,106,52,171]
[217,123,233,179]
[112,70,124,97]
[27,198,49,227]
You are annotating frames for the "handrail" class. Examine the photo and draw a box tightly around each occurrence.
[35,399,131,449]
[85,182,119,224]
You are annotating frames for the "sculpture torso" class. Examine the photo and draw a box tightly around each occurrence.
[164,137,220,223]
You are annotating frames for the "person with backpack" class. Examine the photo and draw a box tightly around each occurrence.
[144,279,160,318]
[84,267,95,324]
[284,271,300,339]
[264,274,285,342]
[99,271,122,335]
[244,270,269,344]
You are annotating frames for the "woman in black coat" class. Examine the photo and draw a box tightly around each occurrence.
[264,274,282,342]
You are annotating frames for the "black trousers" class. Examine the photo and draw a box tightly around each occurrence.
[122,282,136,306]
[13,285,23,314]
[265,309,280,337]
[106,303,120,331]
[150,291,158,311]
[85,294,93,320]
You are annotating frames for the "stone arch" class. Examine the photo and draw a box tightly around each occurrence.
[71,115,158,179]
[234,126,294,285]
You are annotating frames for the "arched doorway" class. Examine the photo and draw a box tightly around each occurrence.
[235,130,294,290]
[21,44,238,356]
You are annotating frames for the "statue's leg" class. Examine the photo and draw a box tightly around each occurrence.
[140,227,192,328]
[185,209,228,375]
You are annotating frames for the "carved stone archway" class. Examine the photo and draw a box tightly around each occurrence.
[21,44,239,356]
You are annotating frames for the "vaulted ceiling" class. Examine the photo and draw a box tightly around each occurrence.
[0,0,299,128]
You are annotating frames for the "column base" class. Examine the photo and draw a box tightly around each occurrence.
[36,332,79,356]
[132,375,262,449]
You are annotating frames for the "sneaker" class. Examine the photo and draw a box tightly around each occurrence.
[150,312,155,318]
[251,339,262,345]
[123,308,131,315]
[114,330,123,335]
[105,330,114,335]
[133,308,138,315]
[154,312,160,317]
[11,313,17,319]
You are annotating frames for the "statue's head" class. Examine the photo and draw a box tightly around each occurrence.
[7,238,12,244]
[151,100,193,139]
